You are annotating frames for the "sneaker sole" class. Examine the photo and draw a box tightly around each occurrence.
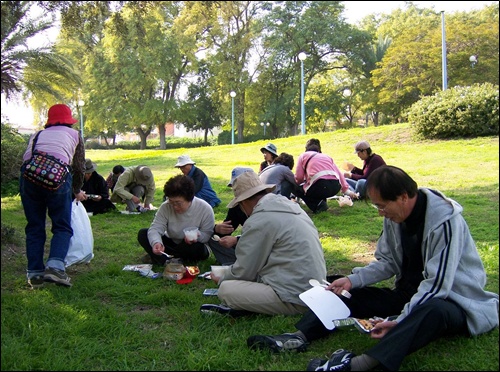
[247,335,307,353]
[44,274,72,287]
[306,358,328,371]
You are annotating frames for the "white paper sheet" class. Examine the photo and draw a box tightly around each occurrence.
[299,286,351,330]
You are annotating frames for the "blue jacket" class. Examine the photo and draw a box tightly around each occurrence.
[187,166,221,208]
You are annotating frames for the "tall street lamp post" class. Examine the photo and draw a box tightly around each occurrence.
[77,100,85,141]
[230,91,236,145]
[298,52,307,134]
[441,11,447,90]
[260,122,270,136]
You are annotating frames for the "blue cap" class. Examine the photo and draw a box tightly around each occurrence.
[228,167,255,187]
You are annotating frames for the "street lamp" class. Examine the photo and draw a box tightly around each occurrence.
[469,55,478,68]
[298,52,307,134]
[77,100,85,140]
[440,11,447,90]
[260,122,270,136]
[230,91,236,145]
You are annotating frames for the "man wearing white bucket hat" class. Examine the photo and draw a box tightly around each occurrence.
[175,155,221,208]
[200,171,326,316]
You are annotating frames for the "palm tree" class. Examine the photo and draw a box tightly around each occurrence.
[1,1,80,101]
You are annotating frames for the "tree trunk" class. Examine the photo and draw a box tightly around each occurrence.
[158,123,166,150]
[137,127,151,150]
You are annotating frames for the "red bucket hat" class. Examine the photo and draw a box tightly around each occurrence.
[46,104,78,125]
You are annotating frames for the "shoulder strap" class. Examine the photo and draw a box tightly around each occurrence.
[303,152,318,177]
[31,131,43,152]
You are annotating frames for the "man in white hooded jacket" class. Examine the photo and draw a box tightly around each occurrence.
[247,166,498,371]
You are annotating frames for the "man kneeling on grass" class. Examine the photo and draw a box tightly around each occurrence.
[200,171,327,316]
[247,165,499,371]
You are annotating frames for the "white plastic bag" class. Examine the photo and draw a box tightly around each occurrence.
[65,200,94,267]
[337,195,353,207]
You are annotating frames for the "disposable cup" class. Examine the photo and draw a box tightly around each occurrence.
[183,227,199,241]
[211,265,229,277]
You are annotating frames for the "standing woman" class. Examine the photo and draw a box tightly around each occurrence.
[20,104,86,288]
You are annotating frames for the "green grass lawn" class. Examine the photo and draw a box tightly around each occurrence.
[1,123,498,371]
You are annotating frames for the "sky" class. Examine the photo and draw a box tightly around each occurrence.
[1,1,496,130]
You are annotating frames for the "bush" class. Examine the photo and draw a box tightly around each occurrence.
[1,122,28,195]
[406,83,499,139]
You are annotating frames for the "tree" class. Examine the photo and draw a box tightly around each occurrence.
[1,1,81,106]
[371,3,499,121]
[180,64,221,145]
[78,2,195,149]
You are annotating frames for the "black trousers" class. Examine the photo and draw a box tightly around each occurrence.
[137,228,209,265]
[296,287,468,371]
[207,239,236,265]
[296,178,340,212]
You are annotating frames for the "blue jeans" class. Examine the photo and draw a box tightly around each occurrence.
[19,171,73,277]
[346,178,367,198]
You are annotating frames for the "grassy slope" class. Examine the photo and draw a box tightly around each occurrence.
[1,123,498,371]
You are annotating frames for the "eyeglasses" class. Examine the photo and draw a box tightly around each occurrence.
[371,200,392,213]
[166,198,187,207]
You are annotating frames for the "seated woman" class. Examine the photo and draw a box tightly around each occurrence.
[259,143,279,172]
[81,159,116,215]
[137,175,215,265]
[343,140,386,199]
[258,152,300,199]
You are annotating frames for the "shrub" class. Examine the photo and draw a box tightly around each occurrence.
[406,83,499,139]
[1,122,28,195]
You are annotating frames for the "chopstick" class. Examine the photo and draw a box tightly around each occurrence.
[323,278,352,299]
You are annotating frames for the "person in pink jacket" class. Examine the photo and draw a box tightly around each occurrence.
[20,104,86,288]
[294,141,350,213]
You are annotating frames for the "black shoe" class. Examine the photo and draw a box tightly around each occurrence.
[141,254,153,264]
[307,349,355,371]
[200,304,251,317]
[43,267,72,287]
[314,200,328,214]
[28,275,44,289]
[247,333,308,353]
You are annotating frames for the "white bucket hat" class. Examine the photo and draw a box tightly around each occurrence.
[175,155,196,167]
[227,171,275,208]
[354,141,370,153]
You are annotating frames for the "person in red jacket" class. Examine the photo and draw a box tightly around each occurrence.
[343,141,386,199]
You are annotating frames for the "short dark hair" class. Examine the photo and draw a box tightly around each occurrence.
[366,165,418,201]
[305,143,320,153]
[163,174,195,201]
[113,165,125,174]
[274,152,295,170]
[306,138,321,153]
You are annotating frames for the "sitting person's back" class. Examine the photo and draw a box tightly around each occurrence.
[258,152,299,199]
